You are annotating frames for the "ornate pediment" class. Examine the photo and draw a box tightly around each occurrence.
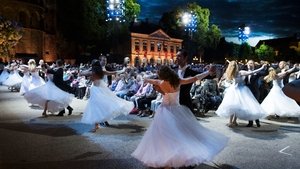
[149,29,171,40]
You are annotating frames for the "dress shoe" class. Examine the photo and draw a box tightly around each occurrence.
[246,123,253,127]
[255,119,261,127]
[246,121,253,127]
[56,110,65,116]
[67,106,73,115]
[56,113,64,116]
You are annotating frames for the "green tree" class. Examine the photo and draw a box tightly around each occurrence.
[0,17,23,58]
[124,0,141,22]
[206,24,222,49]
[159,3,222,50]
[255,43,275,62]
[185,3,222,49]
[158,3,222,62]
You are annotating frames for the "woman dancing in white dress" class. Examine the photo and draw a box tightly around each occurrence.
[19,59,45,95]
[261,66,300,117]
[24,63,73,117]
[215,61,267,127]
[3,62,23,91]
[132,65,228,169]
[81,61,134,132]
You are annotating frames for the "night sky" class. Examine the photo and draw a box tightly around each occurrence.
[137,0,300,46]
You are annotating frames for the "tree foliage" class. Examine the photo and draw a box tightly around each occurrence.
[255,43,276,62]
[186,3,221,49]
[0,17,23,57]
[124,0,141,22]
[158,2,222,61]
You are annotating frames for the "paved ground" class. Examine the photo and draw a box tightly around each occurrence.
[0,85,300,169]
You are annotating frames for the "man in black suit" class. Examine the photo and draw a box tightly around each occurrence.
[176,49,216,113]
[47,59,73,116]
[244,60,267,127]
[37,59,46,80]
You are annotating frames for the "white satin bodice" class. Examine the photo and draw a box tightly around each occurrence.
[234,75,245,85]
[161,91,180,106]
[93,79,108,87]
[272,79,284,88]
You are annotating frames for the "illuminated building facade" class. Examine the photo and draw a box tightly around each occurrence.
[130,29,182,66]
[0,0,57,62]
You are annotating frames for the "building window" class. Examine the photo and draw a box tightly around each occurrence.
[176,45,180,53]
[135,40,140,51]
[150,41,155,51]
[142,40,147,51]
[157,42,162,52]
[163,43,168,52]
[170,45,174,53]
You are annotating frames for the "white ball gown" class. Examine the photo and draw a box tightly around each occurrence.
[261,79,300,117]
[215,75,267,120]
[20,71,31,95]
[0,69,9,85]
[132,91,228,168]
[28,71,45,90]
[81,79,134,124]
[2,69,23,87]
[24,74,73,112]
[20,71,45,95]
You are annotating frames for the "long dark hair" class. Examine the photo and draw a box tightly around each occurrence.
[158,65,180,89]
[92,65,104,79]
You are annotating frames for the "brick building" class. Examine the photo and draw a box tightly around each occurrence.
[130,22,183,66]
[0,0,57,62]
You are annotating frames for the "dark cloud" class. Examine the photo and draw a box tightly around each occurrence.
[137,0,300,39]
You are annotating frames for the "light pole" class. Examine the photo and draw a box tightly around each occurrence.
[238,24,250,43]
[106,0,126,22]
[181,12,197,39]
[106,0,126,62]
[181,11,197,61]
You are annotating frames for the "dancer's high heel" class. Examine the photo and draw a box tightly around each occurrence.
[42,112,48,117]
[90,123,100,133]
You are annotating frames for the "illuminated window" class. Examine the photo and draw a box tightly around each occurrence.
[176,45,180,52]
[142,41,147,51]
[163,43,168,52]
[150,41,155,51]
[170,45,174,53]
[157,42,162,52]
[135,40,140,51]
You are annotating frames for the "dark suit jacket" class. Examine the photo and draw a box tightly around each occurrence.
[47,67,73,93]
[244,68,267,101]
[179,66,199,111]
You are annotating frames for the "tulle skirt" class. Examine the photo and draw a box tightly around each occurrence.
[20,74,31,95]
[261,84,300,117]
[0,70,9,84]
[216,84,267,120]
[81,85,134,124]
[132,104,228,168]
[24,80,73,112]
[3,72,23,86]
[28,74,45,90]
